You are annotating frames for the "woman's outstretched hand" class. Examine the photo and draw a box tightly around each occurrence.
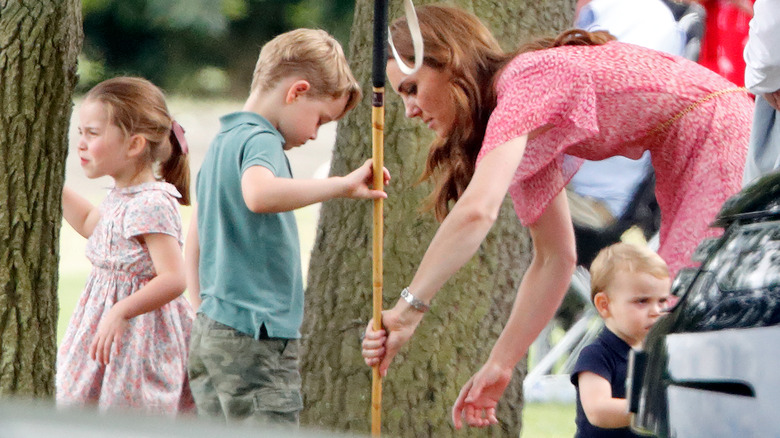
[452,361,514,429]
[361,305,424,377]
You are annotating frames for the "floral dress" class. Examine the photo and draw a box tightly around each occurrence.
[57,182,194,414]
[476,41,753,276]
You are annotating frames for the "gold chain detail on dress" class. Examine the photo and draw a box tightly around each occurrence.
[648,87,748,137]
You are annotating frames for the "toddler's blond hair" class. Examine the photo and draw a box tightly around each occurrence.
[589,242,669,302]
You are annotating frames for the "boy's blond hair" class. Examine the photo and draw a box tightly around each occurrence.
[589,242,669,302]
[250,28,361,118]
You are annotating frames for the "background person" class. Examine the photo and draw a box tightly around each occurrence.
[742,0,780,184]
[694,0,755,87]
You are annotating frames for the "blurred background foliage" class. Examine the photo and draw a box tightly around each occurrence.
[78,0,355,97]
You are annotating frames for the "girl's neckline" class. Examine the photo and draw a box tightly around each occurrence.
[112,181,181,198]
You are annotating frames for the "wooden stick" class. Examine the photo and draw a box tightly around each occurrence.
[370,1,387,435]
[371,87,384,437]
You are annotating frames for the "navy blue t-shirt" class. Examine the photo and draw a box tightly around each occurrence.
[570,327,640,438]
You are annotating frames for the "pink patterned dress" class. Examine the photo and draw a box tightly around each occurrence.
[57,182,194,414]
[476,41,753,276]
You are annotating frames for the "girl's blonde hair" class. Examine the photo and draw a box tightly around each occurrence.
[85,77,191,205]
[251,28,362,119]
[589,242,669,302]
[389,4,615,221]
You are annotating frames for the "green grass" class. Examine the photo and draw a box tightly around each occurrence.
[522,402,576,438]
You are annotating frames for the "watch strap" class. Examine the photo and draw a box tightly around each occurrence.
[400,287,430,313]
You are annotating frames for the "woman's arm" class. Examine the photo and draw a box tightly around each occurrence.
[362,135,530,375]
[62,186,101,238]
[184,213,202,310]
[578,371,632,428]
[452,189,577,429]
[483,190,576,370]
[89,232,187,364]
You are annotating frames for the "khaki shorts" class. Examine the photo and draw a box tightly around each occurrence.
[188,313,302,426]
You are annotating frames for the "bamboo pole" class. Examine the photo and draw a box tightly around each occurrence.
[371,93,384,437]
[371,0,388,436]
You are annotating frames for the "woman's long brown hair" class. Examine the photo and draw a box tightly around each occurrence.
[390,5,614,221]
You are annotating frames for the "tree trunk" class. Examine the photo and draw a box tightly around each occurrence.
[301,1,574,436]
[0,0,82,397]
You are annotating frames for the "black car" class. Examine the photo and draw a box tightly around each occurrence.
[627,170,780,438]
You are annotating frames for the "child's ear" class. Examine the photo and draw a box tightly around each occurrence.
[593,292,610,318]
[126,134,147,158]
[285,80,311,103]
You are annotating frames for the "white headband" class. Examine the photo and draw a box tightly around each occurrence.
[388,0,424,75]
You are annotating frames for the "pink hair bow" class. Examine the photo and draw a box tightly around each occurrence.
[171,120,189,155]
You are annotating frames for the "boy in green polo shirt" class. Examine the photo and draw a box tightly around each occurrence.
[184,28,389,426]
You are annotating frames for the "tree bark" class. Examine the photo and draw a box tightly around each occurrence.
[0,0,82,397]
[301,1,573,436]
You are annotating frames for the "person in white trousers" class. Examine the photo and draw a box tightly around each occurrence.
[742,0,780,185]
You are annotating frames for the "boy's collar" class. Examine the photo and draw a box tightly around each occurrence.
[219,112,285,144]
[601,326,632,356]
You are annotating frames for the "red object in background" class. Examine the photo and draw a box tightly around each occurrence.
[698,0,755,87]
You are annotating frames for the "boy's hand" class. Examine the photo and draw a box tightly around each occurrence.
[343,159,390,199]
[90,304,130,365]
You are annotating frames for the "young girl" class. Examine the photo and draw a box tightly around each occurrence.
[58,77,194,415]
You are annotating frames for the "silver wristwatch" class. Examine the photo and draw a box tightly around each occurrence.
[400,287,430,313]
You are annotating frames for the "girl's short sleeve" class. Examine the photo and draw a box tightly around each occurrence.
[477,50,600,225]
[122,190,181,242]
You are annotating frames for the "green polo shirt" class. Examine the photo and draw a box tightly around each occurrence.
[195,112,303,339]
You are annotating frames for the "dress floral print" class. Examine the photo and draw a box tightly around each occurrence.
[57,182,194,414]
[477,42,753,275]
